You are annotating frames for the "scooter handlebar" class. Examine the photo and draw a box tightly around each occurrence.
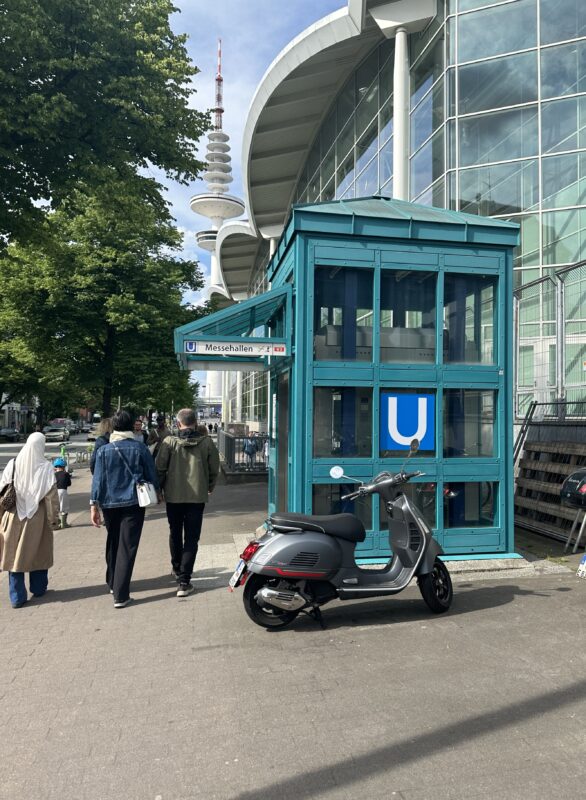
[340,471,425,500]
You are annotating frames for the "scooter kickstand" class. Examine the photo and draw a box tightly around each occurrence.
[305,605,326,630]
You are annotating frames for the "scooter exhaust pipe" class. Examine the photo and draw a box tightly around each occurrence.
[257,587,306,611]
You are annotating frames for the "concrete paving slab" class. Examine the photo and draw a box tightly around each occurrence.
[1,474,585,800]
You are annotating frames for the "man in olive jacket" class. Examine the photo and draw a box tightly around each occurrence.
[155,408,220,597]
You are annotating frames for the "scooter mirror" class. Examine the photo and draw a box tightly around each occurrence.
[410,439,420,453]
[330,466,344,480]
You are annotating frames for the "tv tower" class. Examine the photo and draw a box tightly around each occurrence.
[190,39,244,297]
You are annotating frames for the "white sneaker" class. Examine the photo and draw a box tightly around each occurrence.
[177,583,194,597]
[114,598,133,608]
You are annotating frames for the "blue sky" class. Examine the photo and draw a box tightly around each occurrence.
[165,1,346,302]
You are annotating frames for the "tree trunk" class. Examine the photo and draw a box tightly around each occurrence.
[101,326,116,416]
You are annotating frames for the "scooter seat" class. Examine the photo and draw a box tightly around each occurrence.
[269,513,366,543]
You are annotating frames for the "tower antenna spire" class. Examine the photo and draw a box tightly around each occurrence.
[214,38,224,131]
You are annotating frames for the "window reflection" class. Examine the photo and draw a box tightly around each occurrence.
[411,79,444,152]
[444,274,496,364]
[458,0,536,63]
[444,390,495,457]
[542,152,586,209]
[459,160,538,216]
[541,40,586,99]
[542,209,586,265]
[313,388,372,458]
[444,482,496,528]
[411,128,444,199]
[540,0,586,46]
[314,267,373,361]
[380,271,437,363]
[313,484,372,530]
[411,35,444,109]
[459,107,538,167]
[541,96,586,154]
[459,52,537,115]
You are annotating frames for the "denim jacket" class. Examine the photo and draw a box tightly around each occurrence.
[91,438,159,508]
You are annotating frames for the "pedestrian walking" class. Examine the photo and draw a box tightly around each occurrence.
[147,414,171,459]
[90,418,113,474]
[132,418,148,444]
[242,434,258,469]
[0,432,59,608]
[208,422,213,434]
[53,458,72,528]
[213,423,218,434]
[155,408,220,597]
[90,409,160,608]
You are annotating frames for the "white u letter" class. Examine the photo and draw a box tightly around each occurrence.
[387,397,428,446]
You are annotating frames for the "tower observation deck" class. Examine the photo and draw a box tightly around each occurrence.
[190,39,244,300]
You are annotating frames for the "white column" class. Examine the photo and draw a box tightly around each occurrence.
[393,27,410,201]
[236,372,243,421]
[222,372,230,423]
[210,250,221,287]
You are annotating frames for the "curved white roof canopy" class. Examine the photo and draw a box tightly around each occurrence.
[214,220,262,303]
[217,0,436,298]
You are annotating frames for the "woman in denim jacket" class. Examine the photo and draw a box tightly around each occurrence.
[90,409,160,608]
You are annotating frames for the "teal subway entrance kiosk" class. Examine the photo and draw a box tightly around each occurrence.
[175,198,519,559]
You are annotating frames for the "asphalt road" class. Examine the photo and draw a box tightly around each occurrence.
[0,433,90,473]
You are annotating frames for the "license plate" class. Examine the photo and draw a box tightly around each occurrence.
[229,559,246,589]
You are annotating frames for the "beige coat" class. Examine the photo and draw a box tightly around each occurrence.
[0,485,59,572]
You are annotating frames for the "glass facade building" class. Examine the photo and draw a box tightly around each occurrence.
[227,0,586,425]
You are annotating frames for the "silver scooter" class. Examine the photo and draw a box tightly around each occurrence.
[229,439,453,629]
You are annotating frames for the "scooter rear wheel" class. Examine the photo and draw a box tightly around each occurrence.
[243,574,300,629]
[418,558,453,613]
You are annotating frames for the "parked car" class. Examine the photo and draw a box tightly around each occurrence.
[87,426,100,442]
[0,427,22,443]
[43,426,70,442]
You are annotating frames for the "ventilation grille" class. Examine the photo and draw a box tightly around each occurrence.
[290,551,320,567]
[408,523,422,551]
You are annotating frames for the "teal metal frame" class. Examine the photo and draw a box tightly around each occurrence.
[174,197,519,558]
[264,198,519,558]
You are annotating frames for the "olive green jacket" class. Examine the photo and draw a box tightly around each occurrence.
[155,431,220,504]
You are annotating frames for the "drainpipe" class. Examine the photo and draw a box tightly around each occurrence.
[393,26,410,201]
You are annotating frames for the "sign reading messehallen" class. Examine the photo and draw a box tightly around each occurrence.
[184,340,287,357]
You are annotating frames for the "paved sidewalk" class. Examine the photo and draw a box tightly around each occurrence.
[1,471,585,800]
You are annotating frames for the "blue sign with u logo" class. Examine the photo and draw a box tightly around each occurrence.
[380,392,435,451]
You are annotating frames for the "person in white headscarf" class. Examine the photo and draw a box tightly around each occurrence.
[0,432,59,608]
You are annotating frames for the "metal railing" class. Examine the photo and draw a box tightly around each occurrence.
[217,430,269,474]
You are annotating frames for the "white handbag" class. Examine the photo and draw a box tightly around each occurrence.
[112,443,158,508]
[136,482,158,507]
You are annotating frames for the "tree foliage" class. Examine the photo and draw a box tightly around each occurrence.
[1,175,209,415]
[0,0,208,240]
[0,0,212,416]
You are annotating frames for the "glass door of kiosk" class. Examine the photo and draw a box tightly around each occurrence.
[276,370,289,512]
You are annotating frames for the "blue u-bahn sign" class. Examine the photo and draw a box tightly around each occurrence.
[380,392,435,451]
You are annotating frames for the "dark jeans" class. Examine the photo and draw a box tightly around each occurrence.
[166,502,205,584]
[102,505,145,603]
[8,570,48,607]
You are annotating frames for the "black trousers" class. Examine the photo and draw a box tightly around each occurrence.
[102,505,145,603]
[165,502,205,583]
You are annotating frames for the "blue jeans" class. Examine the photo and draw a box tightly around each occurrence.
[8,570,49,608]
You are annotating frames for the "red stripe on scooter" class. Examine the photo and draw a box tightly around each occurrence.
[269,568,327,578]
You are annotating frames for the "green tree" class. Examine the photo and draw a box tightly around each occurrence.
[1,175,210,415]
[0,0,208,241]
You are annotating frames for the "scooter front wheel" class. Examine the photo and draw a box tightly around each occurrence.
[243,574,300,629]
[418,558,453,613]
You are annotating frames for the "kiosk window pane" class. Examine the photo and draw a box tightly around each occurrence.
[444,390,496,457]
[313,388,372,458]
[444,482,496,528]
[313,484,372,531]
[380,482,436,531]
[314,267,373,361]
[380,271,437,363]
[444,274,496,364]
